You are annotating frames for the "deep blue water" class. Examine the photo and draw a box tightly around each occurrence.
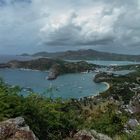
[0,69,107,99]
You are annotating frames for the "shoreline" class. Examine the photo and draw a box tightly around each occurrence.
[0,68,110,100]
[80,81,110,100]
[102,82,110,90]
[0,68,49,72]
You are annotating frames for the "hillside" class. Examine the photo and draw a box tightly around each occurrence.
[24,49,140,61]
[0,58,97,80]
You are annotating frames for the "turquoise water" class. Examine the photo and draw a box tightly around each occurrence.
[0,69,107,99]
[0,55,136,99]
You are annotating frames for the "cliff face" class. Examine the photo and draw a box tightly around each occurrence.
[0,117,38,140]
[47,64,61,80]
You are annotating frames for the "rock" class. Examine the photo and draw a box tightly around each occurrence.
[47,69,57,80]
[126,105,140,114]
[65,130,112,140]
[127,119,140,130]
[47,64,61,80]
[0,117,38,140]
[74,130,95,140]
[90,130,112,140]
[6,116,25,126]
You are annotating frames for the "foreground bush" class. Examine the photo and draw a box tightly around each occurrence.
[0,79,82,140]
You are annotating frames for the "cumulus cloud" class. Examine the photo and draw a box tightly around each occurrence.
[0,0,140,54]
[40,8,120,46]
[39,0,140,53]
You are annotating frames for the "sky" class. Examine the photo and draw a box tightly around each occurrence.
[0,0,140,54]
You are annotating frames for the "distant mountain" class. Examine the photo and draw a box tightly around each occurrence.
[24,49,140,61]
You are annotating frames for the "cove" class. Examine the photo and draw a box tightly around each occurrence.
[0,69,107,99]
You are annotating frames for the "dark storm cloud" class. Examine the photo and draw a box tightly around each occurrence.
[0,0,140,54]
[40,0,140,51]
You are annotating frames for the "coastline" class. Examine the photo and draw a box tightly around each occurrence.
[0,68,110,99]
[102,82,110,90]
[80,81,110,100]
[19,68,49,72]
[0,68,49,72]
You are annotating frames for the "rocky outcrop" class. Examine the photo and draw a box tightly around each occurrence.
[47,70,56,80]
[65,130,112,140]
[0,117,38,140]
[47,64,61,80]
[126,119,139,130]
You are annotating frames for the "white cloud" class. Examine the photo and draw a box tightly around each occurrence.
[39,6,121,46]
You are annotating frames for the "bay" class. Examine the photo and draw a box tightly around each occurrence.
[0,69,107,99]
[0,55,137,99]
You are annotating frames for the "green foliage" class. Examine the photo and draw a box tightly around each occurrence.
[117,126,140,140]
[89,104,128,137]
[0,73,139,140]
[0,81,82,140]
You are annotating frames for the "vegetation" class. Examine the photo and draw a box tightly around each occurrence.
[0,69,140,139]
[0,58,98,79]
[114,126,140,140]
[0,79,83,139]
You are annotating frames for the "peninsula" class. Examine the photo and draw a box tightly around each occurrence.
[0,58,99,80]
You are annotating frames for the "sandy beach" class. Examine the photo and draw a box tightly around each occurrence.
[102,82,110,90]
